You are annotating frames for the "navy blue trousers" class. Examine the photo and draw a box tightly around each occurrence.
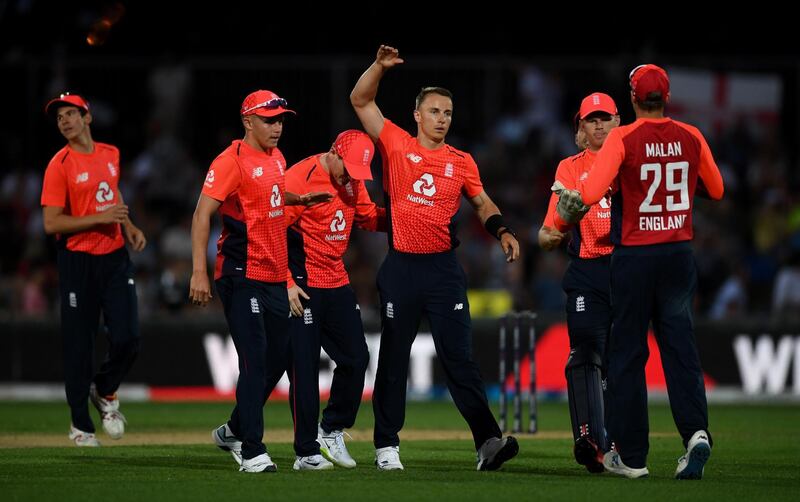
[373,250,501,450]
[217,276,290,460]
[563,255,611,450]
[289,284,369,456]
[57,247,140,433]
[606,243,710,468]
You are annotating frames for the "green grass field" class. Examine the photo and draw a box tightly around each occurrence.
[1,401,798,501]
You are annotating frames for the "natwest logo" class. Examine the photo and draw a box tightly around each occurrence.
[95,181,114,203]
[269,184,282,207]
[412,173,436,197]
[329,209,346,232]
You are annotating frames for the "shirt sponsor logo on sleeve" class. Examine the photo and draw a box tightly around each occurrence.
[204,169,215,188]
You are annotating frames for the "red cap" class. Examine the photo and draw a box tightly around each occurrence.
[240,90,295,117]
[334,130,374,181]
[629,64,670,103]
[45,93,90,115]
[578,92,618,120]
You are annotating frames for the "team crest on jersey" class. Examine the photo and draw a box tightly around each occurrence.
[444,163,453,178]
[406,153,422,164]
[107,162,117,177]
[345,182,354,197]
[252,166,263,178]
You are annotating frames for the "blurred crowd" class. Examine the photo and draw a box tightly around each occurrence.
[2,61,799,324]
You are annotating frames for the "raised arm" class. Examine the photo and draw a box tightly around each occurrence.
[350,45,404,142]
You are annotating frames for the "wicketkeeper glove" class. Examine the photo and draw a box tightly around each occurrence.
[551,181,590,225]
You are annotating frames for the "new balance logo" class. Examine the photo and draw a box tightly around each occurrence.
[386,302,394,319]
[576,295,585,312]
[75,172,89,183]
[406,153,422,164]
[252,166,263,178]
[454,303,464,310]
[250,298,260,314]
[303,308,313,325]
[412,173,436,197]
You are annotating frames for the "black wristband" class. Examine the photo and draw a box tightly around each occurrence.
[484,214,507,241]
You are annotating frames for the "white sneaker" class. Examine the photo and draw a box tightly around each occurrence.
[675,430,711,480]
[318,425,356,468]
[69,425,100,447]
[603,449,649,478]
[476,436,519,471]
[293,454,334,471]
[375,446,404,471]
[89,383,126,439]
[240,452,277,473]
[212,423,243,465]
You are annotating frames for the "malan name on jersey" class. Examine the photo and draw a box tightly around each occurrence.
[646,141,682,157]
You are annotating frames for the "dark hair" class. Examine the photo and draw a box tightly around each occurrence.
[415,87,453,109]
[637,92,666,112]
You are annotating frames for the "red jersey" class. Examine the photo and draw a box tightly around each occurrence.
[543,149,613,258]
[377,119,483,253]
[40,142,125,255]
[202,140,288,283]
[284,155,386,288]
[580,118,724,246]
